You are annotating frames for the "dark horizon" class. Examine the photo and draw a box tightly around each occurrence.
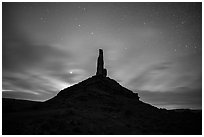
[2,2,202,110]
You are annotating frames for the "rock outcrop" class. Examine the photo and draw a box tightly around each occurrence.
[96,49,107,77]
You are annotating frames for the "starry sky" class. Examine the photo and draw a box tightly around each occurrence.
[2,2,202,109]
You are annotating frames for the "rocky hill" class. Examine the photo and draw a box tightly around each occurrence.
[2,49,202,134]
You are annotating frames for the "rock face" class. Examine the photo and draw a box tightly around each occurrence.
[96,49,107,77]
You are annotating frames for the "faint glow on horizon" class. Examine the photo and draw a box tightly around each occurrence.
[2,89,14,92]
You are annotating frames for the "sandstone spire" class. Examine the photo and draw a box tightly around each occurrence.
[96,49,107,77]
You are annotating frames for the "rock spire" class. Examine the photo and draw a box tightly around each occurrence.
[96,49,107,77]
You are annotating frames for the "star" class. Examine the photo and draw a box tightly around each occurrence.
[74,24,81,31]
[40,17,47,23]
[40,17,44,20]
[181,20,185,24]
[90,32,94,35]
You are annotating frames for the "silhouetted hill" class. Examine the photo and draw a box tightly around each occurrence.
[2,98,41,113]
[2,76,202,135]
[2,49,202,134]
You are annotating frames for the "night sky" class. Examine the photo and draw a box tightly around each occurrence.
[3,2,202,109]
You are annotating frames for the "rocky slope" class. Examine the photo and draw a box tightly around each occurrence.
[2,76,202,135]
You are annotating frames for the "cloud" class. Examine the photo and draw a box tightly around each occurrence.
[2,90,55,101]
[2,69,76,101]
[137,87,202,109]
[2,42,70,71]
[128,61,172,91]
[127,50,202,92]
[2,28,78,100]
[127,59,202,109]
